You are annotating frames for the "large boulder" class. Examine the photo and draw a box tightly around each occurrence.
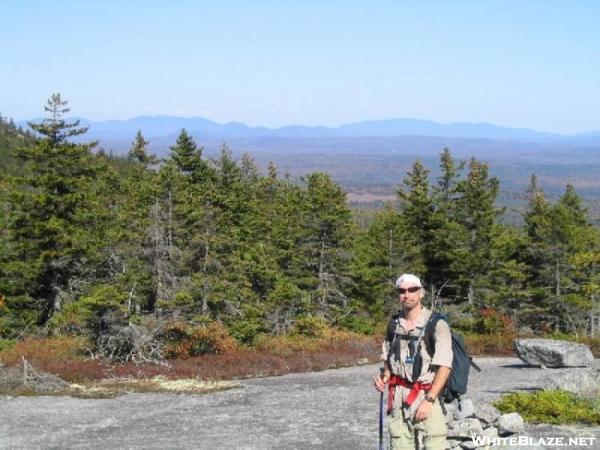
[542,367,600,398]
[514,339,594,368]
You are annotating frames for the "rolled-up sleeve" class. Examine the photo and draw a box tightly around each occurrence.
[431,320,453,368]
[381,339,390,362]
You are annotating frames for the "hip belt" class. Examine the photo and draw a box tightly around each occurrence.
[387,375,432,414]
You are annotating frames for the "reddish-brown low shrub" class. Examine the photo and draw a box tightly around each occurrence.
[0,336,89,366]
[464,332,516,356]
[161,321,237,359]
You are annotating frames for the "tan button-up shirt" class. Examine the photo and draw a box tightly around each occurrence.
[381,307,453,415]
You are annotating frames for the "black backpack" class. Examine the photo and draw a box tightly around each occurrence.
[386,312,481,404]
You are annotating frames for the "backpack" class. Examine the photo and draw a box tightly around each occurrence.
[423,312,481,404]
[386,311,481,405]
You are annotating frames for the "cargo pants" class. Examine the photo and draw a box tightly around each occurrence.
[388,399,447,450]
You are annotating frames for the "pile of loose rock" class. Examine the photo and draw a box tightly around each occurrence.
[0,359,69,394]
[445,398,524,450]
[442,338,599,449]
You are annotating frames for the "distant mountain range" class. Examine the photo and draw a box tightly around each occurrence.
[20,116,600,148]
[16,115,600,205]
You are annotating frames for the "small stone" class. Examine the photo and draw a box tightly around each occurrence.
[482,426,499,440]
[448,418,485,438]
[459,440,478,449]
[497,412,524,434]
[445,401,459,415]
[446,438,463,447]
[456,399,475,419]
[474,403,501,425]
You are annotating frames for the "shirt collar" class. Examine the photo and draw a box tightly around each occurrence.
[398,306,431,329]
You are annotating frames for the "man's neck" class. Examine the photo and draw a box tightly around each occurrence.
[402,303,422,322]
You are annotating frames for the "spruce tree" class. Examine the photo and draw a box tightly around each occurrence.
[427,149,465,293]
[27,93,89,146]
[9,94,105,322]
[351,205,419,320]
[396,159,432,281]
[522,181,596,332]
[128,130,157,166]
[297,172,354,318]
[169,129,207,179]
[452,158,503,306]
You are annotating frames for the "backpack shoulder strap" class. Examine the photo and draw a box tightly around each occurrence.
[386,312,401,342]
[424,312,446,357]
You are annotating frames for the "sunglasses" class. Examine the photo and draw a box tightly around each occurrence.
[397,286,421,294]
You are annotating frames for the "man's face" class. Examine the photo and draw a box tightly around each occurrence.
[397,282,423,311]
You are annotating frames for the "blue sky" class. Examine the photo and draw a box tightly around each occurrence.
[1,0,599,133]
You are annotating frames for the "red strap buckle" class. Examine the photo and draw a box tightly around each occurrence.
[387,376,432,414]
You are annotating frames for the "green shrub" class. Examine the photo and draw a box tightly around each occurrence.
[453,307,513,335]
[337,315,376,335]
[49,284,128,335]
[0,338,16,352]
[292,315,327,337]
[228,318,265,345]
[494,390,600,425]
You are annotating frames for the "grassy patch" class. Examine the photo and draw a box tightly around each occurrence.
[68,377,238,398]
[0,377,238,399]
[494,390,600,425]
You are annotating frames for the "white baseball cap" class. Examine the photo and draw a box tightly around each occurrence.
[395,273,422,288]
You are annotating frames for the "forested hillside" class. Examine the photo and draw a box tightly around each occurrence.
[1,95,599,361]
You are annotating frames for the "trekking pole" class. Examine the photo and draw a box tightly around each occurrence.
[379,367,384,450]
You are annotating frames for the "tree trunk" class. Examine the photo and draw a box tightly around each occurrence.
[467,283,474,306]
[388,229,393,280]
[167,189,173,257]
[555,259,561,297]
[201,281,209,314]
[318,233,328,314]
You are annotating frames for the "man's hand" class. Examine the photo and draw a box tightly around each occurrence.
[373,371,389,392]
[414,398,433,422]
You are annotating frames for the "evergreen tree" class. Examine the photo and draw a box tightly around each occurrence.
[7,94,107,323]
[452,158,503,306]
[351,204,420,320]
[522,181,596,332]
[299,172,354,318]
[169,129,207,179]
[427,149,465,293]
[28,93,89,146]
[396,159,432,281]
[128,130,157,166]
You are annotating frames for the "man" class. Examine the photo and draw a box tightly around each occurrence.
[373,273,453,450]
